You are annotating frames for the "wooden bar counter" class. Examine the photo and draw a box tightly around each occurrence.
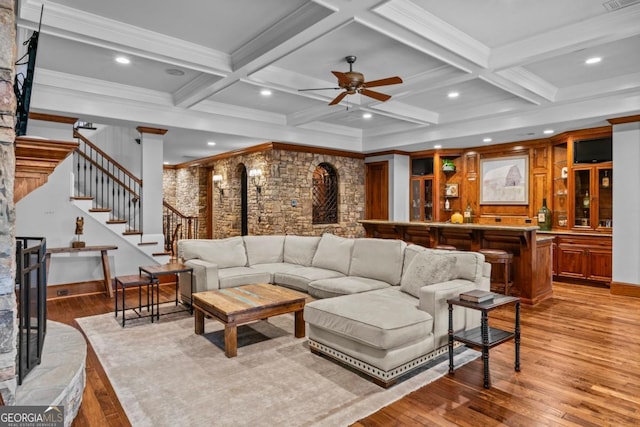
[359,220,553,305]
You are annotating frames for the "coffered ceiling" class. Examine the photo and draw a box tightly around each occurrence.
[16,0,640,164]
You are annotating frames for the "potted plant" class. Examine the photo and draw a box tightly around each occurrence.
[442,159,456,172]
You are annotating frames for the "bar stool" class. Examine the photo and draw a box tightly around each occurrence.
[478,249,513,296]
[434,244,457,250]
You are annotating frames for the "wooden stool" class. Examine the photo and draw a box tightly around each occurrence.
[114,274,158,327]
[478,249,513,296]
[434,244,457,250]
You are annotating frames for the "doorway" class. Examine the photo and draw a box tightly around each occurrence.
[240,165,248,235]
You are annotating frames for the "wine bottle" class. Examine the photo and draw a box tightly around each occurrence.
[537,198,552,231]
[464,203,473,223]
[444,198,450,210]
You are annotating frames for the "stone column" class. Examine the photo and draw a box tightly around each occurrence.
[0,0,17,404]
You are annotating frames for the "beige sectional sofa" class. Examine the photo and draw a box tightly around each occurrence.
[178,233,490,386]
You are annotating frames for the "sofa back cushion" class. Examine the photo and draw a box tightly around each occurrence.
[179,237,247,268]
[402,244,428,277]
[284,235,321,266]
[400,251,457,298]
[447,251,484,283]
[243,235,285,266]
[311,233,354,274]
[348,238,406,285]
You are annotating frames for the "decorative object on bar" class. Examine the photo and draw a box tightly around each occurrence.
[537,198,552,231]
[442,159,456,172]
[444,198,450,210]
[450,211,463,224]
[72,216,85,248]
[464,203,473,223]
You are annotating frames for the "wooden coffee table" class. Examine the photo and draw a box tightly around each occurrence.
[193,283,306,357]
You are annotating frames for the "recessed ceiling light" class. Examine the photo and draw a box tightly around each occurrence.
[260,89,272,96]
[543,129,554,134]
[115,56,130,65]
[434,144,442,149]
[207,141,216,146]
[585,57,602,65]
[448,92,459,99]
[166,68,185,76]
[362,113,372,119]
[483,137,492,143]
[163,161,169,165]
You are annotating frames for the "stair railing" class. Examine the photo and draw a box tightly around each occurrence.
[73,130,142,233]
[163,200,199,257]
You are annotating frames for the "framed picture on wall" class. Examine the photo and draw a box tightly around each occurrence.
[444,183,459,197]
[480,155,529,205]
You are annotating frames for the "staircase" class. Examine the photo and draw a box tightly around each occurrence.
[72,130,171,264]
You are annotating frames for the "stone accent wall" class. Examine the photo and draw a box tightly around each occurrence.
[0,0,17,403]
[164,146,366,239]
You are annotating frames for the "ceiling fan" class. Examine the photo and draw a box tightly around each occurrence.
[298,55,403,106]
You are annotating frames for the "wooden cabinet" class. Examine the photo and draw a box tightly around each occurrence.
[410,177,434,221]
[571,164,613,231]
[555,234,612,283]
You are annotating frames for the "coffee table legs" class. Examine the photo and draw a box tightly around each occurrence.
[224,324,238,358]
[294,309,305,338]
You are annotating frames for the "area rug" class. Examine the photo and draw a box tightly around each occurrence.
[76,310,479,427]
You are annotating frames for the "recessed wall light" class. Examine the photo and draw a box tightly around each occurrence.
[362,113,372,119]
[207,141,216,146]
[115,56,130,65]
[448,92,459,99]
[483,137,492,143]
[585,57,602,65]
[543,129,554,134]
[434,144,442,149]
[260,89,272,96]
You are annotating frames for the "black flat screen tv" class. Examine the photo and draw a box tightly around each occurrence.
[573,137,612,164]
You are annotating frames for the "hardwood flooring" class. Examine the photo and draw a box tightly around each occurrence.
[47,282,640,426]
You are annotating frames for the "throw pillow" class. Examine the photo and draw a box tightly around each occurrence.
[400,252,456,298]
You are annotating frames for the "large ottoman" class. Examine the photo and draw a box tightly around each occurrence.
[304,292,439,387]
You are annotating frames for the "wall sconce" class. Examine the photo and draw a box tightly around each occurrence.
[249,168,263,193]
[213,174,224,199]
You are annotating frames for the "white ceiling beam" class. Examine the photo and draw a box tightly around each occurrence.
[491,6,640,70]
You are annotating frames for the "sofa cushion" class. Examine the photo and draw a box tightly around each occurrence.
[400,252,457,298]
[217,267,271,289]
[312,233,354,275]
[180,237,247,268]
[284,235,321,266]
[243,235,285,266]
[348,238,406,285]
[274,266,345,292]
[304,292,433,350]
[308,276,391,299]
[447,251,484,283]
[249,262,299,283]
[402,244,429,277]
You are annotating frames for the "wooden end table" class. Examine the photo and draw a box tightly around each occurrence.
[192,283,306,358]
[139,262,194,319]
[447,293,520,388]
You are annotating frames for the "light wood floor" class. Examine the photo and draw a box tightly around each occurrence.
[48,282,640,427]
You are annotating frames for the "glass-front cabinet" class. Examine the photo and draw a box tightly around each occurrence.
[572,163,612,231]
[411,177,434,221]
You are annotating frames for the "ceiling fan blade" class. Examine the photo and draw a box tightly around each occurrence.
[364,76,403,88]
[298,87,341,91]
[328,91,348,106]
[332,71,350,86]
[360,89,392,102]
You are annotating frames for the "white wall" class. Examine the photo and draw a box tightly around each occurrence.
[612,122,640,287]
[16,157,158,285]
[365,154,410,221]
[78,125,142,176]
[26,120,74,141]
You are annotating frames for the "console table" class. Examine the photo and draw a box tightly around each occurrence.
[46,245,118,297]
